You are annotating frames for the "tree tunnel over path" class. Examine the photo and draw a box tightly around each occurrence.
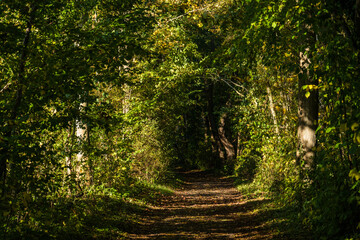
[1,1,360,239]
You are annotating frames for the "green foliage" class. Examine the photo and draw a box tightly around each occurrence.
[0,0,160,237]
[215,0,360,238]
[1,180,172,239]
[1,0,360,239]
[234,148,259,181]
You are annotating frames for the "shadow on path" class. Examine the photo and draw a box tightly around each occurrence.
[126,170,277,240]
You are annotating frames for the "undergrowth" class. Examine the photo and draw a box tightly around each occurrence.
[235,180,312,240]
[1,181,174,240]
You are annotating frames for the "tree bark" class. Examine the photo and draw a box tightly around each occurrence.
[296,49,319,172]
[65,122,76,177]
[218,112,235,161]
[75,101,92,186]
[206,81,224,168]
[266,86,280,135]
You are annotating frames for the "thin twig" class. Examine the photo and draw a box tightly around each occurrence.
[216,77,245,97]
[0,82,11,93]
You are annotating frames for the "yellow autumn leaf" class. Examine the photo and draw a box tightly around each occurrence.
[356,132,360,144]
[349,169,360,181]
[308,84,318,90]
[351,123,359,131]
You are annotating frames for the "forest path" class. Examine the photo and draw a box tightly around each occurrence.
[126,170,277,240]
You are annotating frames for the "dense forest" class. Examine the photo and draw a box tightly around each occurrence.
[1,0,360,239]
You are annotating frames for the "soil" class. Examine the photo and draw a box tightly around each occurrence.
[125,170,285,240]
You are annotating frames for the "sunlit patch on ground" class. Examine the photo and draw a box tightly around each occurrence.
[125,170,278,240]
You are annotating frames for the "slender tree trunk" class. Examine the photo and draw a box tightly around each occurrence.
[122,84,131,115]
[280,90,291,129]
[76,101,91,187]
[266,86,280,135]
[236,132,242,158]
[65,121,76,178]
[0,5,37,191]
[218,113,235,161]
[206,81,224,168]
[86,121,93,185]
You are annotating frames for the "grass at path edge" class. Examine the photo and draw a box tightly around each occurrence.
[234,178,313,240]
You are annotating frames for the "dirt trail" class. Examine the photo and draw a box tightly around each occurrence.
[126,170,276,239]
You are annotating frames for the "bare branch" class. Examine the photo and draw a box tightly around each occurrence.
[0,82,11,93]
[217,77,244,97]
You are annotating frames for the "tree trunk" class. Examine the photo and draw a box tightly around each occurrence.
[280,90,291,129]
[0,5,37,191]
[76,101,92,186]
[297,49,319,172]
[65,121,76,179]
[218,112,235,161]
[266,86,280,135]
[236,132,242,159]
[122,84,131,115]
[206,81,224,168]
